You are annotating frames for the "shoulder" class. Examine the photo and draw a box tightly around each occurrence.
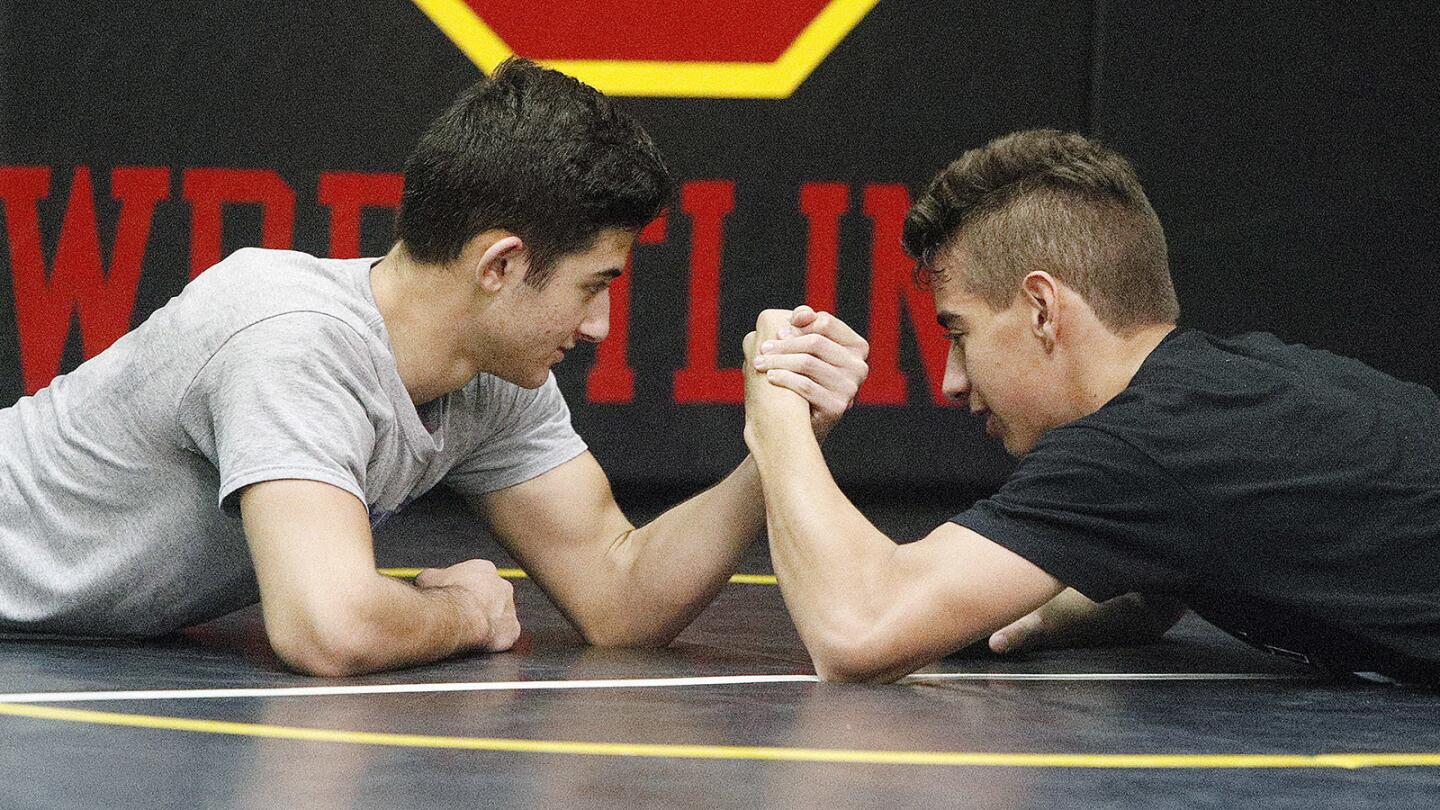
[182,248,379,330]
[168,249,382,359]
[1119,328,1437,426]
[182,311,387,408]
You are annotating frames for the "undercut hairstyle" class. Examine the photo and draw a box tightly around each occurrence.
[397,57,674,287]
[902,129,1179,333]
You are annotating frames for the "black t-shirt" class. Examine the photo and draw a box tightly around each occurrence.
[954,329,1440,681]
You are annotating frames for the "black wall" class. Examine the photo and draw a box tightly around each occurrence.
[2,1,1436,496]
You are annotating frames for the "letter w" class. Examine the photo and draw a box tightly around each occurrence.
[0,166,170,394]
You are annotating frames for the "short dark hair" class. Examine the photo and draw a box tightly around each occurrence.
[397,57,674,286]
[903,129,1178,333]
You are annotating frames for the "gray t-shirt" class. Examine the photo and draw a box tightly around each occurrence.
[0,248,587,636]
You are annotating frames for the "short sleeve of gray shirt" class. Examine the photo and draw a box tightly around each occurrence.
[177,311,382,513]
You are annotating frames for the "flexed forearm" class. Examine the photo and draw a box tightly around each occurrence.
[744,400,899,670]
[592,456,769,645]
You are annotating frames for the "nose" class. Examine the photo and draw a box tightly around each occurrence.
[577,288,611,344]
[941,344,970,404]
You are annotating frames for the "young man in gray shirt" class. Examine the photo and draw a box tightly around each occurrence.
[0,58,870,676]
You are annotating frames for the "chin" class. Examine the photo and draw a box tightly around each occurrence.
[492,366,551,389]
[999,430,1031,456]
[519,370,551,389]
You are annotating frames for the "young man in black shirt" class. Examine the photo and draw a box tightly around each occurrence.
[742,129,1440,684]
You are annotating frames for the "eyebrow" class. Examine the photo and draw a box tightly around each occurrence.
[936,311,965,330]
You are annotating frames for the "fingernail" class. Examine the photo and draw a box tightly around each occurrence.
[761,341,775,353]
[991,633,1010,653]
[778,327,796,338]
[752,357,766,369]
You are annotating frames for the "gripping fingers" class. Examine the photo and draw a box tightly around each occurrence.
[789,309,869,358]
[763,368,848,416]
[762,332,849,364]
[754,348,849,392]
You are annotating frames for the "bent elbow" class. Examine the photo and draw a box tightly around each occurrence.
[811,652,905,684]
[576,616,677,649]
[266,617,374,678]
[807,627,912,684]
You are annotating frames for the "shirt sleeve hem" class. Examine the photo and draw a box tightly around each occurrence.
[218,466,366,513]
[443,437,590,497]
[950,510,1126,603]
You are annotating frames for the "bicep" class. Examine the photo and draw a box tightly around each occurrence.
[873,523,1064,676]
[468,452,633,597]
[240,478,377,620]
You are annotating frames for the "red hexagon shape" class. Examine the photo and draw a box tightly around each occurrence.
[413,0,880,98]
[466,0,834,63]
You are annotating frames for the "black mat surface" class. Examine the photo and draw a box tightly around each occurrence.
[1,491,1435,809]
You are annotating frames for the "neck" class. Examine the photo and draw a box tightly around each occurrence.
[1068,322,1175,414]
[370,245,485,405]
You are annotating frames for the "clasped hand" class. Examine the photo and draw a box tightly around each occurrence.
[743,306,869,441]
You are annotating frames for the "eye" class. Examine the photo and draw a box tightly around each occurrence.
[948,332,966,346]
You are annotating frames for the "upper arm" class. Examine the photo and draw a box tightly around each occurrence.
[837,522,1064,682]
[466,451,633,622]
[239,478,379,654]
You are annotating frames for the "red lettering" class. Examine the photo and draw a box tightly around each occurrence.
[316,171,404,259]
[799,182,849,313]
[859,183,952,405]
[182,168,295,278]
[586,211,668,404]
[0,166,170,394]
[672,180,741,404]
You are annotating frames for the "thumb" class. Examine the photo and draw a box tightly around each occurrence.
[989,614,1043,654]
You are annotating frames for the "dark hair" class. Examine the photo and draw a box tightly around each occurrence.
[903,129,1178,333]
[397,57,674,286]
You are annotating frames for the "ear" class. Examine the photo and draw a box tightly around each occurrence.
[1020,271,1061,351]
[474,234,527,293]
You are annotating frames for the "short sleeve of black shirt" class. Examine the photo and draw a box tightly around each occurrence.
[954,425,1210,603]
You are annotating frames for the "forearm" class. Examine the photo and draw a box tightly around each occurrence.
[265,574,489,676]
[746,415,899,671]
[588,456,767,646]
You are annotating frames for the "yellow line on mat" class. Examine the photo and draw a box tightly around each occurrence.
[378,568,778,586]
[1,703,1436,769]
